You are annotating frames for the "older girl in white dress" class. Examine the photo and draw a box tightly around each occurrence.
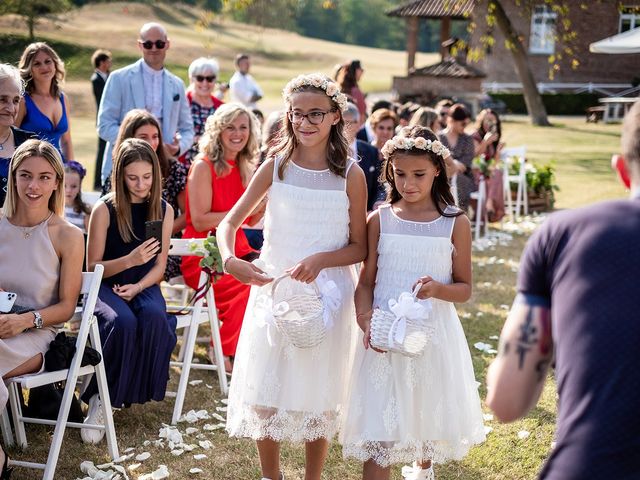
[217,74,367,480]
[341,126,485,480]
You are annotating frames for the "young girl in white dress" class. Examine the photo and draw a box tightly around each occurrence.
[341,126,486,480]
[217,73,368,480]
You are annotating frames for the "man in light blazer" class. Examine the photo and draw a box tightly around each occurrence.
[97,22,193,185]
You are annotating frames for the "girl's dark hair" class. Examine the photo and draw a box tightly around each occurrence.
[64,164,91,215]
[273,79,349,179]
[381,126,461,218]
[475,108,502,152]
[336,60,361,93]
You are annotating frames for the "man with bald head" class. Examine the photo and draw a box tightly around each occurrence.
[97,22,193,187]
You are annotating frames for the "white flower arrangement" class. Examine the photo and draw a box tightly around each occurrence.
[283,73,349,112]
[380,135,450,160]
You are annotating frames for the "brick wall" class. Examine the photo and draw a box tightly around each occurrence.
[468,0,640,86]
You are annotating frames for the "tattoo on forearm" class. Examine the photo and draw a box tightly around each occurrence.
[516,309,538,370]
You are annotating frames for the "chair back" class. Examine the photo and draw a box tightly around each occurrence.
[168,238,205,257]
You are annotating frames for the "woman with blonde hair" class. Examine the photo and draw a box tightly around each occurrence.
[181,102,263,371]
[16,42,75,163]
[0,139,84,474]
[409,106,440,133]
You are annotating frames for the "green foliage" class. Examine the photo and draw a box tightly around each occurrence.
[189,235,224,276]
[491,93,601,115]
[508,160,559,207]
[0,0,73,40]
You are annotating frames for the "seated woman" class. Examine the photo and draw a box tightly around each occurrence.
[0,63,36,208]
[82,139,176,444]
[181,103,263,372]
[0,139,84,476]
[472,108,505,222]
[438,104,476,210]
[16,43,75,163]
[109,109,188,279]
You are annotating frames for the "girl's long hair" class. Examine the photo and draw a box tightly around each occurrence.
[64,164,91,215]
[474,108,502,153]
[109,139,163,243]
[272,80,349,180]
[336,60,360,93]
[5,139,65,217]
[196,103,260,187]
[115,109,171,180]
[18,42,65,98]
[381,126,461,218]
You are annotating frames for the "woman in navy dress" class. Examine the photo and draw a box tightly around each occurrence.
[16,42,74,162]
[81,139,176,444]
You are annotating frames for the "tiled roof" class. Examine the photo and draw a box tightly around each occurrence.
[411,58,485,78]
[387,0,475,19]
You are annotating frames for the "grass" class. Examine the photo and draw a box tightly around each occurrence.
[1,3,629,479]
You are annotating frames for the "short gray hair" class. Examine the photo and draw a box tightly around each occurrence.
[188,57,220,79]
[343,102,360,122]
[0,63,25,96]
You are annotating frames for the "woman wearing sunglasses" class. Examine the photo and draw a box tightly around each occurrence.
[181,57,225,166]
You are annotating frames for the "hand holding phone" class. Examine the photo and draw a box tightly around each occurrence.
[145,220,163,248]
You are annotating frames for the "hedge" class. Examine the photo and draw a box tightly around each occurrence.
[491,93,601,115]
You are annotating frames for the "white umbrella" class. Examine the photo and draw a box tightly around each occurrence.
[590,27,640,54]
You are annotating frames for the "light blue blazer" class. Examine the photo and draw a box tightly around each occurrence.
[97,59,194,183]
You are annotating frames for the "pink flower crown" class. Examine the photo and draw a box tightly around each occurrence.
[381,135,450,160]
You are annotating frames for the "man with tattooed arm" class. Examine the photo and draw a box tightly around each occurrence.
[486,101,640,480]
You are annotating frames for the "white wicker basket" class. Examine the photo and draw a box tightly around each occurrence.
[370,286,436,358]
[271,274,327,349]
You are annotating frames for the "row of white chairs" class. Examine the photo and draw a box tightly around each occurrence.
[1,238,226,479]
[452,146,528,241]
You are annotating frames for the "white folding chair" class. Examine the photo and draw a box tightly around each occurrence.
[501,146,528,220]
[6,265,119,479]
[165,238,228,425]
[469,175,489,241]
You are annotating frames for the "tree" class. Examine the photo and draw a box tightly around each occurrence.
[0,0,72,41]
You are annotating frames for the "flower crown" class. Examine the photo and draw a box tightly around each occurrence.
[65,160,87,179]
[283,73,349,112]
[381,136,450,160]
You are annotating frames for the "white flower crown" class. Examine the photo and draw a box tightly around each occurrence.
[283,73,349,112]
[381,136,450,160]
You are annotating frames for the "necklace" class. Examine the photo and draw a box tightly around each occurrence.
[0,130,11,151]
[16,212,53,239]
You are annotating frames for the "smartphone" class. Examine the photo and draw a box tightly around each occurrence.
[0,291,17,313]
[145,220,163,251]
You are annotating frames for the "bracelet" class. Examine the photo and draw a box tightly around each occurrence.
[136,282,143,294]
[222,255,237,274]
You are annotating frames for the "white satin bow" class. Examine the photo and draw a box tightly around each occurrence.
[254,294,277,346]
[387,287,432,348]
[317,273,341,330]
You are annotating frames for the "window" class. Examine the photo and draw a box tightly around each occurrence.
[529,5,557,54]
[619,6,640,33]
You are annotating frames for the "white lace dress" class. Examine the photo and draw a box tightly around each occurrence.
[340,204,485,466]
[225,158,358,442]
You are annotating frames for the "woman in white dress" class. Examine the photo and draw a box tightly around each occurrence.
[341,126,486,480]
[217,74,368,480]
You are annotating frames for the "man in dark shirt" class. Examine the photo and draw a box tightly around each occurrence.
[90,49,111,190]
[486,101,640,480]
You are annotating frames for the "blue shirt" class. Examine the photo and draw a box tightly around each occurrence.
[518,199,640,480]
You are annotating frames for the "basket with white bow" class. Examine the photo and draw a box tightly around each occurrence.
[370,285,436,357]
[264,272,341,348]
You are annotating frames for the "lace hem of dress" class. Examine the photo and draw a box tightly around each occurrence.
[227,405,341,443]
[342,434,483,467]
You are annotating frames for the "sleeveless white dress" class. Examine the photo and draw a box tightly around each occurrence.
[341,204,485,466]
[225,158,358,442]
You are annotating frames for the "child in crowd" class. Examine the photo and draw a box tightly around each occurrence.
[64,161,91,233]
[217,73,368,480]
[341,126,485,480]
[81,139,176,444]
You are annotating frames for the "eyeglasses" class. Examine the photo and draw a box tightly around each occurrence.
[288,109,336,125]
[139,40,167,50]
[195,75,216,83]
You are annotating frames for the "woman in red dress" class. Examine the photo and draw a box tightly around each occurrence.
[181,103,264,371]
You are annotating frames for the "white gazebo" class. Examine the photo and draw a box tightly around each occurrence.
[590,27,640,54]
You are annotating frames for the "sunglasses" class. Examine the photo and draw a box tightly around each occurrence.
[139,40,167,50]
[195,75,216,83]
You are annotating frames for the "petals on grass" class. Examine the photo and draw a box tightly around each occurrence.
[518,430,531,439]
